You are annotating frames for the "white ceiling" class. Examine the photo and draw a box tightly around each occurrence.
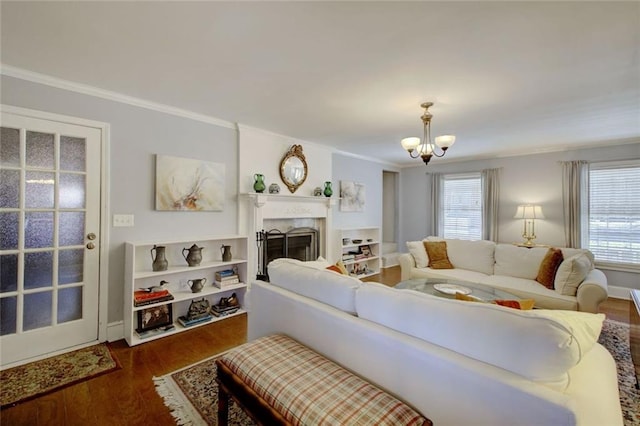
[2,1,639,167]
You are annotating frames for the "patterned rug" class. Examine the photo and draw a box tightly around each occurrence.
[0,343,120,408]
[155,319,638,425]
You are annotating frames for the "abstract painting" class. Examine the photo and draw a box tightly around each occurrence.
[155,155,225,211]
[340,180,365,212]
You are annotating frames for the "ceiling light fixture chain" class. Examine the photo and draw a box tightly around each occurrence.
[401,101,455,166]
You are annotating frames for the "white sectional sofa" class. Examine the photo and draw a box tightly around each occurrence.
[399,238,609,313]
[248,258,622,426]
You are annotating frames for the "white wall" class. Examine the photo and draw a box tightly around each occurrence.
[399,142,640,290]
[238,124,333,196]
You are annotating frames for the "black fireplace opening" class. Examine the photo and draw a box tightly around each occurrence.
[257,227,319,280]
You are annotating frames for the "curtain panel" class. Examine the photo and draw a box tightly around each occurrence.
[481,168,501,241]
[561,160,588,248]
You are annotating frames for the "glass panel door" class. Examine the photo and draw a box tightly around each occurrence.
[0,110,102,367]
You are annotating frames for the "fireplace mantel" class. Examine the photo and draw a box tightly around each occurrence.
[239,193,337,279]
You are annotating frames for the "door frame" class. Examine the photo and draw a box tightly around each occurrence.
[1,104,110,366]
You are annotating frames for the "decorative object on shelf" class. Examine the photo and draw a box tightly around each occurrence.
[182,244,204,266]
[323,181,333,197]
[279,145,308,193]
[212,293,240,316]
[187,277,207,293]
[342,238,350,245]
[269,183,280,194]
[186,298,211,321]
[514,204,545,246]
[139,279,170,293]
[314,187,323,197]
[221,244,232,262]
[401,102,456,166]
[340,181,365,212]
[360,245,372,257]
[351,239,363,244]
[253,174,266,193]
[150,245,168,271]
[155,154,225,211]
[137,304,173,333]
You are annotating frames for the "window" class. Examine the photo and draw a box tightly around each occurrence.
[441,173,482,240]
[586,161,640,266]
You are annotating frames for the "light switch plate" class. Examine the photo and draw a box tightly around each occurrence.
[113,214,135,227]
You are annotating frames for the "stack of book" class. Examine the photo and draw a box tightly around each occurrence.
[214,269,240,288]
[134,289,174,307]
[342,254,355,262]
[177,313,213,327]
[211,304,240,317]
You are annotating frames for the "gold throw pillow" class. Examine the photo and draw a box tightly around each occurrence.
[423,241,454,269]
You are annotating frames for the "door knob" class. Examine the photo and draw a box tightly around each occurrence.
[86,242,95,250]
[87,233,96,240]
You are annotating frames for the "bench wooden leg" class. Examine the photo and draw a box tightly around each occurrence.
[218,382,229,426]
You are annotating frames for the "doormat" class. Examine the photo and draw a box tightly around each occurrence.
[0,343,120,408]
[155,319,638,426]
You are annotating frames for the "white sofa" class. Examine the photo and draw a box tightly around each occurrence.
[248,258,622,426]
[399,238,609,313]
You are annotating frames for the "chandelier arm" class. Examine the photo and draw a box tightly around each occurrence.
[408,149,421,159]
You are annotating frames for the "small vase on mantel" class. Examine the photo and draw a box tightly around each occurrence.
[253,174,266,193]
[323,181,333,197]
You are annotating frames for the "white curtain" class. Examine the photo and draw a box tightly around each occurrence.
[481,168,501,241]
[430,173,441,236]
[561,160,588,248]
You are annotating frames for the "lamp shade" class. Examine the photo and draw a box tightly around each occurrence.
[401,137,420,151]
[435,135,456,148]
[514,205,545,219]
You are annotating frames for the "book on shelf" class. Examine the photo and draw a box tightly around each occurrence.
[135,324,175,339]
[214,276,240,288]
[177,314,214,327]
[215,269,236,281]
[134,293,174,307]
[211,305,240,317]
[134,289,170,300]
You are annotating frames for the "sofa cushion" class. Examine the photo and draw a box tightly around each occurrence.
[480,275,578,310]
[356,282,604,388]
[555,254,592,296]
[267,258,361,314]
[408,267,490,284]
[559,248,595,270]
[536,248,564,289]
[406,240,429,268]
[494,244,549,279]
[424,241,454,269]
[443,239,496,275]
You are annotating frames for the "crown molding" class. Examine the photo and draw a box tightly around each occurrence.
[0,64,236,129]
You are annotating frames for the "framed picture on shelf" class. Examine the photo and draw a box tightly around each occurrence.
[360,245,372,257]
[137,304,173,333]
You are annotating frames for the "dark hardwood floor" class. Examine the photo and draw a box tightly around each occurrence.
[1,266,630,425]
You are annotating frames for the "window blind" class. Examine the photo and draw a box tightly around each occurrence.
[588,162,640,265]
[442,174,482,240]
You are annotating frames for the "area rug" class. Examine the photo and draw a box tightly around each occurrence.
[1,343,120,408]
[599,319,639,426]
[155,319,639,426]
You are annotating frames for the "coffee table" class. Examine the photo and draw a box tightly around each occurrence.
[395,278,522,303]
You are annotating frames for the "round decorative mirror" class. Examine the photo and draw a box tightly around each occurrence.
[279,145,308,193]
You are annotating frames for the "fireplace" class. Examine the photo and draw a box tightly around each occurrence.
[258,227,319,279]
[241,193,336,281]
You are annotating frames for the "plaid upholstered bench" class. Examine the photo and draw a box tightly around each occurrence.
[215,334,431,426]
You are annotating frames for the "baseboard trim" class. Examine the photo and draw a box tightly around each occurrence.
[608,285,632,300]
[107,321,125,343]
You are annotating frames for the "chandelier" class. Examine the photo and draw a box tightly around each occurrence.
[400,102,455,165]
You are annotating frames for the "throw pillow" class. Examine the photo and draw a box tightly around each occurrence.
[494,299,536,310]
[326,261,349,275]
[424,241,454,269]
[406,241,429,268]
[535,248,564,289]
[554,254,592,296]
